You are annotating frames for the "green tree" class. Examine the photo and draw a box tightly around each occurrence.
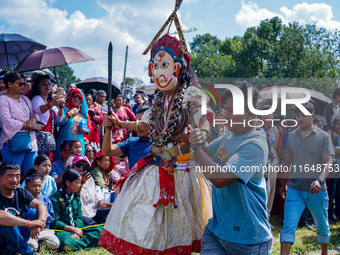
[190,34,234,78]
[49,65,80,87]
[134,77,145,91]
[190,17,340,96]
[121,77,135,90]
[121,77,145,92]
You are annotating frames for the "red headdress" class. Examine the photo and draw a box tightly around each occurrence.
[150,33,190,67]
[90,150,115,172]
[65,88,92,134]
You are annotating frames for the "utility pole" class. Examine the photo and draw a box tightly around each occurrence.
[121,45,128,97]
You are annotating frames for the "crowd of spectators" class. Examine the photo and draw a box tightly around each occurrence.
[2,69,340,254]
[0,70,151,253]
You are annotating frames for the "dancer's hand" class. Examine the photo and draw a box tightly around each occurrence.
[182,125,192,147]
[103,114,120,129]
[103,115,114,128]
[110,112,121,128]
[190,127,206,146]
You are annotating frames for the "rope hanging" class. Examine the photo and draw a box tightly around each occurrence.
[142,11,188,55]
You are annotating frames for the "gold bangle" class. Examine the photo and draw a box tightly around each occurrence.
[136,120,140,132]
[200,128,211,141]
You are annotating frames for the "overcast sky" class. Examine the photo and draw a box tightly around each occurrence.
[1,0,340,85]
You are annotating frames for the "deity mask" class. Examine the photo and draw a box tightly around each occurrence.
[148,34,190,91]
[149,50,181,91]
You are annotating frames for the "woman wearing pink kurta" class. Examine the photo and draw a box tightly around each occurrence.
[85,93,104,145]
[112,94,135,141]
[0,71,43,174]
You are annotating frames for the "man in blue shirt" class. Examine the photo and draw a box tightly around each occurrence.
[189,81,272,254]
[132,93,144,115]
[102,105,151,170]
[50,140,71,187]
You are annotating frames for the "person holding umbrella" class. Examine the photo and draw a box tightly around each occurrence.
[0,71,43,175]
[55,89,90,160]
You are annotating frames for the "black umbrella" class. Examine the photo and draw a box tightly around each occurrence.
[308,89,332,115]
[0,33,46,66]
[76,77,121,98]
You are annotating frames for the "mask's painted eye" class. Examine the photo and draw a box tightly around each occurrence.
[154,62,159,69]
[161,62,169,69]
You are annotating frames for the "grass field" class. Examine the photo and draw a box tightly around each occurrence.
[270,215,340,254]
[36,216,340,255]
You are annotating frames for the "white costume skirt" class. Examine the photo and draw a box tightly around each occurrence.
[99,160,212,254]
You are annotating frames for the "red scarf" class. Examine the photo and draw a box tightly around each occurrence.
[65,89,92,139]
[90,150,115,172]
[65,89,83,110]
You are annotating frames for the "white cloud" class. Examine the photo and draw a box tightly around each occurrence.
[235,1,282,29]
[235,1,340,31]
[279,3,340,30]
[0,0,186,86]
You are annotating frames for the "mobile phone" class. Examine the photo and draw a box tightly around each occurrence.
[56,88,65,108]
[56,87,64,97]
[83,163,91,173]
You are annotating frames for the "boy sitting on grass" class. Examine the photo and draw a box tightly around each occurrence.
[22,175,60,251]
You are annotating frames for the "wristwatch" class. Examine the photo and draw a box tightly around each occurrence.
[316,178,325,186]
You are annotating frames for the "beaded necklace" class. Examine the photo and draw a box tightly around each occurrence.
[101,169,110,187]
[148,83,188,148]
